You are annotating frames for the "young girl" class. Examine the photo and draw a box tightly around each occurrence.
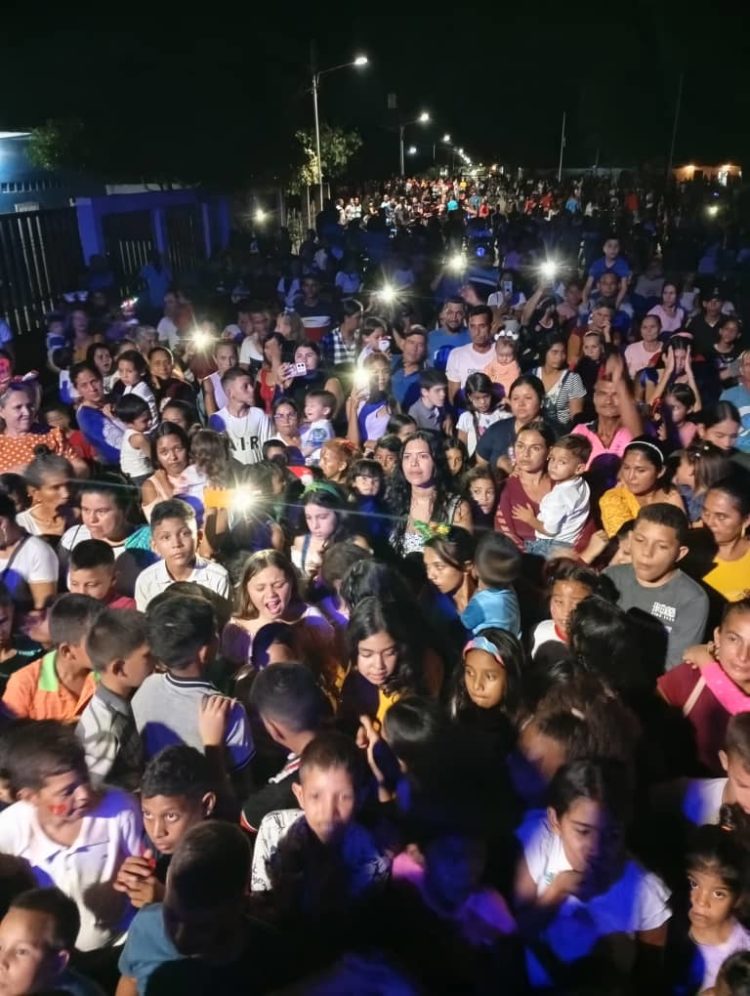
[660,383,701,450]
[667,442,731,524]
[113,394,153,486]
[140,422,206,520]
[116,348,158,422]
[191,428,235,556]
[443,436,469,478]
[202,340,239,416]
[514,758,671,991]
[671,810,750,995]
[461,466,498,530]
[291,482,368,578]
[531,559,618,657]
[456,372,505,457]
[347,457,389,552]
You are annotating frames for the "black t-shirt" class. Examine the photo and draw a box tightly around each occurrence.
[476,418,517,468]
[686,316,721,357]
[241,758,300,833]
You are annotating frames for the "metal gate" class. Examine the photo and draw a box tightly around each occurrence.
[102,210,155,298]
[0,207,84,333]
[165,204,204,280]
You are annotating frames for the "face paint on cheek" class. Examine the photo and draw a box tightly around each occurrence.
[49,803,71,817]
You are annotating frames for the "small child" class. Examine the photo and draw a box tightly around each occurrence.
[483,337,522,405]
[114,393,153,486]
[408,369,452,433]
[2,594,101,722]
[583,234,631,307]
[0,887,102,996]
[251,731,389,896]
[134,499,231,611]
[512,434,592,557]
[715,950,750,995]
[462,466,498,530]
[0,720,143,952]
[672,810,750,995]
[114,745,216,908]
[531,559,618,657]
[300,390,336,466]
[68,538,136,609]
[668,441,730,524]
[460,532,522,638]
[0,581,44,693]
[663,383,700,449]
[456,372,506,457]
[116,348,158,422]
[76,608,153,790]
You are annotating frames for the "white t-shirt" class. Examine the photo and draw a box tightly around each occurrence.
[208,407,273,465]
[445,343,493,388]
[134,556,231,611]
[537,476,590,544]
[120,428,153,478]
[530,619,564,657]
[157,316,179,348]
[0,535,58,602]
[624,341,661,380]
[123,381,158,422]
[651,776,727,827]
[239,336,263,365]
[456,409,505,456]
[517,810,671,988]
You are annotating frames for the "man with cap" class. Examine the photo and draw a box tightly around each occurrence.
[688,285,725,358]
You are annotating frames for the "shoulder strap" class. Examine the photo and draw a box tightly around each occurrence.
[682,675,706,718]
[0,534,30,580]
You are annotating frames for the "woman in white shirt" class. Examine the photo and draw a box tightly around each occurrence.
[514,758,670,991]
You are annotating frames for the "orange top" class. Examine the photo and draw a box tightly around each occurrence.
[0,427,75,473]
[2,652,96,721]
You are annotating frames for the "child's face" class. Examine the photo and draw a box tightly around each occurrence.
[304,398,328,423]
[142,793,209,855]
[550,579,592,637]
[630,519,684,584]
[674,456,695,490]
[463,649,505,709]
[469,478,496,515]
[549,797,622,878]
[547,447,584,483]
[0,908,67,996]
[354,474,380,497]
[68,565,115,602]
[132,411,152,433]
[603,238,619,259]
[0,603,14,650]
[151,517,197,569]
[422,385,446,409]
[444,448,464,476]
[117,360,140,386]
[688,867,735,932]
[29,767,92,824]
[356,629,398,687]
[43,409,70,431]
[375,448,398,476]
[721,751,750,815]
[155,434,188,476]
[495,344,515,366]
[304,502,337,541]
[469,390,492,413]
[582,335,602,361]
[247,566,291,619]
[292,764,356,844]
[719,321,740,345]
[715,610,750,691]
[120,642,155,689]
[215,345,238,374]
[423,548,466,595]
[609,532,632,566]
[94,347,113,374]
[665,394,689,426]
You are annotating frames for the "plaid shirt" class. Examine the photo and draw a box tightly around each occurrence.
[76,684,143,792]
[321,326,358,367]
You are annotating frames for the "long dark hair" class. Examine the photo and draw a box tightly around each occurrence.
[346,595,424,697]
[385,429,457,552]
[449,627,526,721]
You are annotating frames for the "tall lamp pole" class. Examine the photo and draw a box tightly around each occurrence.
[310,49,368,212]
[399,111,430,177]
[666,72,684,181]
[557,111,567,183]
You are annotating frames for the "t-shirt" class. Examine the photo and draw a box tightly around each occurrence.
[687,919,750,994]
[720,383,750,452]
[131,672,254,772]
[476,418,517,468]
[588,256,631,281]
[516,809,670,989]
[134,556,231,611]
[2,650,96,721]
[537,477,590,544]
[76,406,124,465]
[456,409,506,456]
[703,548,750,602]
[0,426,74,474]
[533,368,586,429]
[605,564,709,670]
[531,619,565,657]
[445,343,493,388]
[624,341,662,380]
[427,327,471,367]
[0,534,58,605]
[208,407,274,465]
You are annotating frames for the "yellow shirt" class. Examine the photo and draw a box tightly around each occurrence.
[703,548,750,602]
[599,485,640,538]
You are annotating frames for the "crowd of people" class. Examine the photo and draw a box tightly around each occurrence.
[0,172,747,994]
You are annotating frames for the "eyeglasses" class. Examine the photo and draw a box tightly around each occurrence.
[274,412,297,421]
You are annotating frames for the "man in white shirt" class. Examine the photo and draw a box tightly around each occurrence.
[207,368,273,465]
[446,304,495,401]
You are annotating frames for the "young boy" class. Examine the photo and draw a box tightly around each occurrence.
[68,539,136,609]
[242,662,332,832]
[512,435,592,558]
[251,731,389,894]
[114,745,215,909]
[605,503,708,670]
[0,721,142,952]
[131,595,254,787]
[76,608,153,790]
[207,367,273,466]
[0,582,44,694]
[134,499,231,611]
[0,887,102,995]
[114,394,153,486]
[2,594,102,721]
[300,389,336,465]
[408,368,452,433]
[583,235,631,308]
[460,532,522,638]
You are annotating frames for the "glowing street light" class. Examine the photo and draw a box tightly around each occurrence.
[407,145,417,155]
[353,55,368,66]
[399,110,430,175]
[311,51,369,208]
[442,133,451,143]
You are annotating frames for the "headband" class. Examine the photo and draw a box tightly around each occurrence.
[463,635,504,667]
[303,481,342,501]
[625,439,664,465]
[413,520,450,542]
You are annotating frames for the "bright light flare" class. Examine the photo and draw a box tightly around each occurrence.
[540,260,559,281]
[442,133,451,143]
[448,253,465,272]
[230,487,256,515]
[254,209,267,223]
[378,284,397,304]
[354,369,371,392]
[706,204,720,217]
[354,55,368,66]
[192,330,214,350]
[418,111,430,123]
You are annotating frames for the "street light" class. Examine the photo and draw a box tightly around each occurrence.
[408,145,417,155]
[311,53,368,210]
[442,133,451,143]
[399,110,430,176]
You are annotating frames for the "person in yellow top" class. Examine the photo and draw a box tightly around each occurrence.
[701,477,750,602]
[340,595,443,726]
[599,438,684,537]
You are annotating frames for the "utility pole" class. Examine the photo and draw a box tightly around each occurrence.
[557,111,567,182]
[310,41,324,214]
[666,72,684,181]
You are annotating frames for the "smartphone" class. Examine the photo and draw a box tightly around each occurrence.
[377,338,391,352]
[502,280,513,297]
[294,362,308,377]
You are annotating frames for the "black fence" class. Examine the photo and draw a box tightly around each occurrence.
[0,207,84,333]
[102,210,155,299]
[166,204,204,282]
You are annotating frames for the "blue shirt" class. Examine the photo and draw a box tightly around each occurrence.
[390,359,422,408]
[119,903,179,993]
[428,327,470,368]
[588,256,631,281]
[720,383,750,452]
[460,586,521,638]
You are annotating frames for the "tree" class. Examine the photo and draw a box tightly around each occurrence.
[291,125,362,193]
[27,118,87,171]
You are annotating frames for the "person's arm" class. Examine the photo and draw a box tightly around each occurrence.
[683,346,702,413]
[520,285,545,328]
[140,478,158,508]
[568,394,584,419]
[199,694,239,818]
[202,376,218,416]
[607,352,643,436]
[447,379,461,404]
[512,502,548,534]
[346,393,363,447]
[615,272,630,309]
[115,977,138,996]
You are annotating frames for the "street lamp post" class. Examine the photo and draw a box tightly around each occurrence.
[311,52,368,212]
[399,111,430,176]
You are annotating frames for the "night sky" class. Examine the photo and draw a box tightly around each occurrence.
[1,5,748,185]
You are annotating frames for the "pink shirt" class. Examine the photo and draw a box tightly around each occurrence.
[647,304,686,334]
[571,423,633,470]
[624,341,662,380]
